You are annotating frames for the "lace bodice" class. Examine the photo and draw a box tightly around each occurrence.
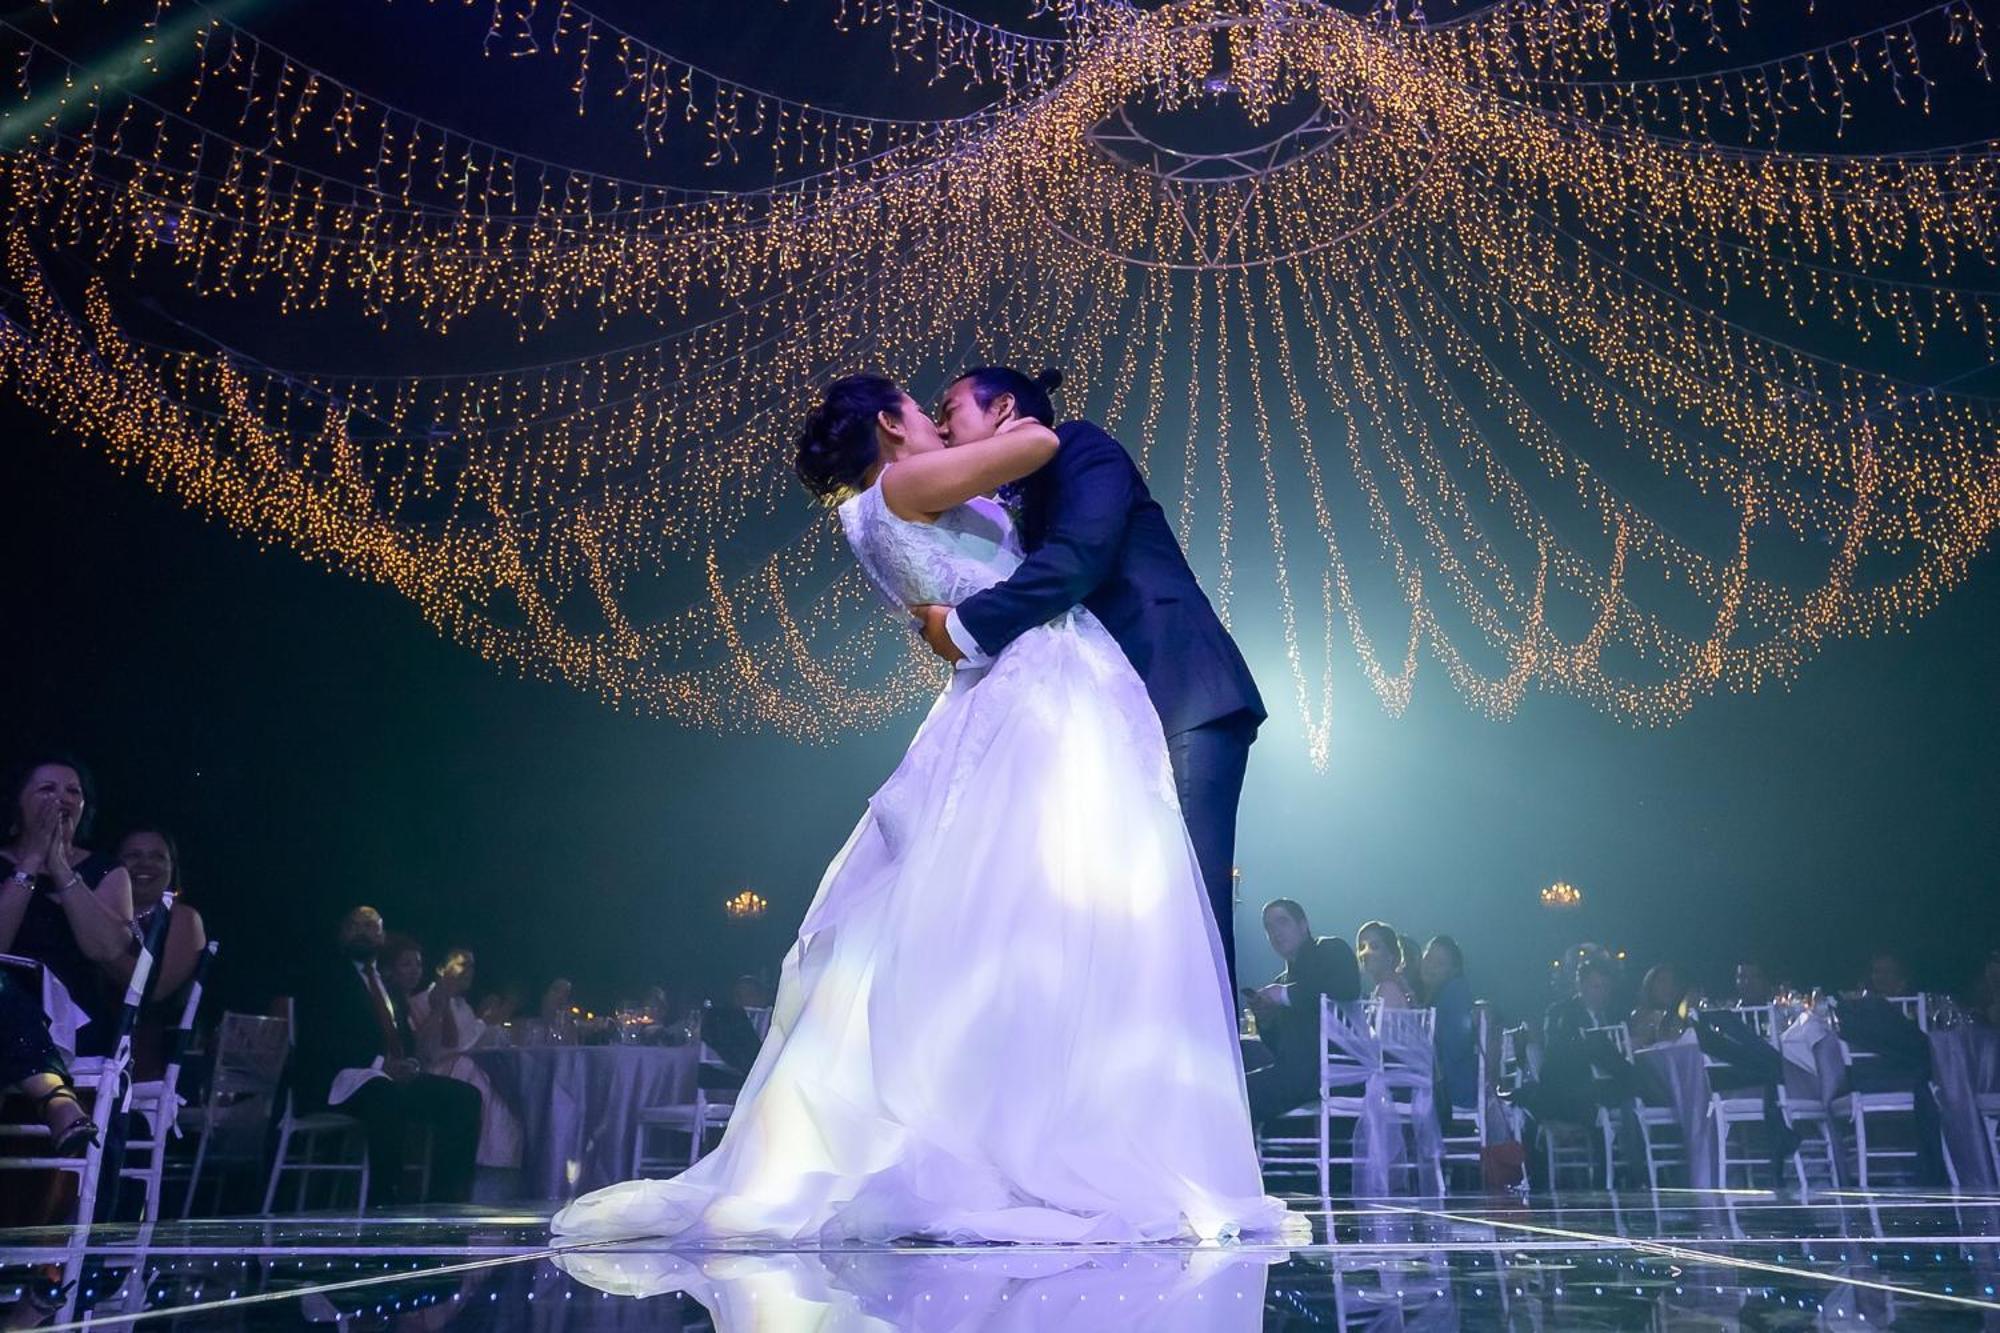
[837,478,1023,610]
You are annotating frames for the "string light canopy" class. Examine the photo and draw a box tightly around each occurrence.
[1,0,1996,769]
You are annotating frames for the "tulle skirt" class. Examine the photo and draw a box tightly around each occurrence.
[552,611,1291,1245]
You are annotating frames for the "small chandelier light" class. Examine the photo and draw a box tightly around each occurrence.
[724,889,770,921]
[1540,881,1582,910]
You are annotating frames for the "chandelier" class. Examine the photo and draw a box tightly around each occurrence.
[0,0,1994,771]
[724,889,771,921]
[1540,881,1583,910]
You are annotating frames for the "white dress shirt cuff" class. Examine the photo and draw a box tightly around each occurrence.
[943,610,993,669]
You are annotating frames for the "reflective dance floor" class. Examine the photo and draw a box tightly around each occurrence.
[5,1190,2000,1329]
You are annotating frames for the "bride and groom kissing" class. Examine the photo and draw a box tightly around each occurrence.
[553,366,1296,1245]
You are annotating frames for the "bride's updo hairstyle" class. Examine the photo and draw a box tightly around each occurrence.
[794,372,904,502]
[956,365,1063,427]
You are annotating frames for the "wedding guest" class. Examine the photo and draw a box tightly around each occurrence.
[700,997,765,1093]
[701,973,776,1084]
[1399,933,1424,986]
[380,934,426,1002]
[407,947,476,1065]
[290,906,480,1204]
[1970,949,2000,1029]
[112,827,207,991]
[1731,960,1775,1007]
[105,825,209,1076]
[0,962,96,1157]
[407,947,522,1171]
[1629,964,1688,1047]
[731,974,772,1012]
[383,933,464,1087]
[1242,899,1360,1126]
[1418,935,1477,1111]
[1865,951,1913,997]
[1356,920,1414,1009]
[1838,984,1946,1183]
[1517,958,1639,1184]
[1552,942,1613,1002]
[2,758,136,1056]
[539,977,574,1022]
[1544,958,1620,1048]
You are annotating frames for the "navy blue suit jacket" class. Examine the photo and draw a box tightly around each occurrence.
[955,419,1265,737]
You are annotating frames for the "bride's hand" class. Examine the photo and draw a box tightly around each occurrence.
[910,605,963,663]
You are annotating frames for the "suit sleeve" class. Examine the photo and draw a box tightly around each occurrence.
[1321,943,1362,1004]
[953,425,1138,660]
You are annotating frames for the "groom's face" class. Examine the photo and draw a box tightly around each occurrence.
[935,379,1009,448]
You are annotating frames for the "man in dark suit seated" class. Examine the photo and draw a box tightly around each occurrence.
[290,906,480,1205]
[1242,899,1362,1127]
[1515,958,1638,1184]
[1839,980,1947,1184]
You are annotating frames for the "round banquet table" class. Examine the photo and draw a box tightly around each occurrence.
[469,1044,700,1199]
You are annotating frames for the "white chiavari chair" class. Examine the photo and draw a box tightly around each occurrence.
[0,904,169,1233]
[1829,999,1958,1191]
[1438,1003,1492,1193]
[1885,994,1929,1032]
[177,1010,288,1217]
[1586,1022,1685,1192]
[1708,1004,1840,1192]
[260,998,372,1214]
[118,939,217,1219]
[632,1002,771,1176]
[1374,1006,1443,1195]
[1707,1005,1778,1188]
[1257,997,1386,1202]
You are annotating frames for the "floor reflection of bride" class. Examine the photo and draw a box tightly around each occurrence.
[552,1244,1288,1331]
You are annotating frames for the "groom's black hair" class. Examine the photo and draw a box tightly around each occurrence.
[955,365,1063,428]
[794,372,904,502]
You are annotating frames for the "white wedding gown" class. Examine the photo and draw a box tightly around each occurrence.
[552,478,1291,1245]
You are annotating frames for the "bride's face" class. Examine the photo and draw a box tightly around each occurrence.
[875,392,946,463]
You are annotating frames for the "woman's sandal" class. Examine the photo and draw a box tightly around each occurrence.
[32,1085,99,1157]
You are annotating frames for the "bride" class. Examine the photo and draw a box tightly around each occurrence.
[552,373,1291,1245]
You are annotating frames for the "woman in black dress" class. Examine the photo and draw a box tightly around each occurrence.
[1,758,136,1153]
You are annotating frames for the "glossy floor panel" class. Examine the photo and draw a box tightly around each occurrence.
[4,1190,1999,1329]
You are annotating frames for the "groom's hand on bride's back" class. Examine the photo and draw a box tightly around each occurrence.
[910,605,963,663]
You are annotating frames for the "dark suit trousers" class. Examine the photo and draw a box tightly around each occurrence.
[1166,713,1257,995]
[343,1073,481,1204]
[1246,1059,1318,1128]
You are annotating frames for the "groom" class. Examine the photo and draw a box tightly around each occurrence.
[914,366,1265,990]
